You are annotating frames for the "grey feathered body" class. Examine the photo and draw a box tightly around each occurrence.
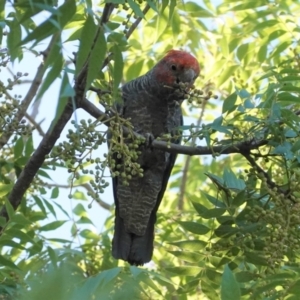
[112,69,185,266]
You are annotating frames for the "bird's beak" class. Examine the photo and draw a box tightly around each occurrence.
[182,68,197,83]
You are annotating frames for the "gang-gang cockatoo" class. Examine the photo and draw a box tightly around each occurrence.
[111,50,200,265]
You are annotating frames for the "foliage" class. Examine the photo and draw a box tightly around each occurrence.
[1,0,300,299]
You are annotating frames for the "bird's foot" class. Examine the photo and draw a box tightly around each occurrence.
[144,133,155,147]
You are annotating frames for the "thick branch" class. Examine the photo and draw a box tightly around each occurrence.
[79,98,269,156]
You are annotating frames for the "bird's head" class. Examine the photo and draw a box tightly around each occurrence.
[152,50,200,89]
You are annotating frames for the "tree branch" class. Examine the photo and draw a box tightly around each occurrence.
[25,113,45,137]
[125,5,150,39]
[79,97,269,156]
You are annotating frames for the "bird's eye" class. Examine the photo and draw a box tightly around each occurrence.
[171,65,177,71]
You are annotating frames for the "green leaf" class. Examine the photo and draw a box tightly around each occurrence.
[226,0,266,11]
[5,228,35,244]
[257,44,267,63]
[47,246,58,266]
[112,44,124,99]
[178,221,210,235]
[287,279,300,294]
[72,190,88,201]
[51,187,59,199]
[74,175,93,185]
[75,13,97,76]
[0,255,19,270]
[5,198,15,219]
[37,169,52,179]
[14,137,24,159]
[192,202,226,218]
[86,28,107,92]
[220,35,229,58]
[25,135,34,157]
[0,184,13,197]
[127,0,144,17]
[33,195,47,216]
[254,19,278,31]
[237,43,248,62]
[18,0,56,23]
[36,47,63,100]
[53,202,70,218]
[39,220,67,231]
[282,75,300,82]
[245,251,268,266]
[7,18,22,61]
[291,140,300,152]
[235,271,257,283]
[126,59,144,81]
[0,239,25,250]
[73,203,87,216]
[202,191,226,208]
[171,11,180,42]
[222,92,237,114]
[166,266,201,276]
[168,0,177,21]
[201,279,219,299]
[44,199,57,218]
[217,65,239,86]
[215,224,238,237]
[79,229,100,240]
[11,214,32,226]
[232,191,247,206]
[277,92,300,103]
[169,240,207,251]
[49,72,72,131]
[181,1,214,17]
[22,0,76,45]
[70,267,121,300]
[221,265,241,300]
[0,217,7,227]
[169,251,203,263]
[77,216,94,225]
[146,0,158,12]
[223,168,246,190]
[271,41,290,58]
[280,85,300,93]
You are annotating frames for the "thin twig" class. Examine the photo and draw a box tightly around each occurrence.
[125,5,150,39]
[242,151,292,202]
[101,4,150,69]
[25,113,45,137]
[45,182,111,210]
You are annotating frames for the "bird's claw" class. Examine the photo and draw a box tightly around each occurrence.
[144,133,155,147]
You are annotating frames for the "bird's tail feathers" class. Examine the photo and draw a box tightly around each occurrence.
[112,209,156,266]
